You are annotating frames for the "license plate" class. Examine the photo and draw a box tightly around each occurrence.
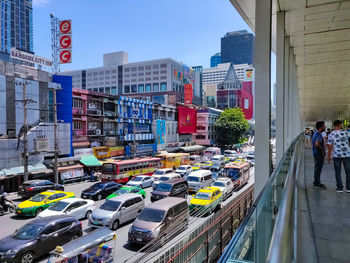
[82,195,86,198]
[17,210,21,213]
[136,238,143,242]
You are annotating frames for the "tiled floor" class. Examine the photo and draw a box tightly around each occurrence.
[305,149,350,263]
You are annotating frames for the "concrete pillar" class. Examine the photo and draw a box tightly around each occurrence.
[287,47,294,145]
[276,12,285,163]
[283,37,290,151]
[254,0,272,197]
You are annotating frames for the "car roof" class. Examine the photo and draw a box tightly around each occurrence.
[56,197,86,203]
[158,178,187,185]
[23,179,51,184]
[40,190,69,195]
[188,170,211,177]
[157,168,173,172]
[30,215,77,225]
[215,178,231,182]
[121,186,140,190]
[200,187,220,193]
[145,197,186,210]
[108,193,142,202]
[178,165,191,168]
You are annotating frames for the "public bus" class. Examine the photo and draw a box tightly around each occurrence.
[203,147,221,160]
[222,161,250,189]
[155,153,190,169]
[100,157,161,183]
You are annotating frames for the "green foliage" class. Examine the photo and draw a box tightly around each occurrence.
[214,108,249,148]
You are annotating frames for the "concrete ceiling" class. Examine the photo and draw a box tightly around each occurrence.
[229,0,350,122]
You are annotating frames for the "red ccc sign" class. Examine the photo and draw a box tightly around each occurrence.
[59,20,72,64]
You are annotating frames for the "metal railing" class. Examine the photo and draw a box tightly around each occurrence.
[218,134,303,263]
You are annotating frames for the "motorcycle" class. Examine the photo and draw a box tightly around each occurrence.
[0,195,16,215]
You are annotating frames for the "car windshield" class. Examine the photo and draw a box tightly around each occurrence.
[187,176,200,182]
[30,194,47,202]
[132,177,143,182]
[193,164,200,167]
[48,201,70,211]
[156,183,172,192]
[100,200,121,212]
[213,182,226,187]
[194,192,212,200]
[205,162,211,165]
[137,208,165,222]
[12,224,45,240]
[177,167,186,170]
[159,176,171,181]
[116,188,130,195]
[91,183,105,190]
[154,170,165,175]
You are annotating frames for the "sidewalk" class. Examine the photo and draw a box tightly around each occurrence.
[304,149,350,263]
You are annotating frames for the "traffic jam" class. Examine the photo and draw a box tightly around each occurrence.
[0,147,254,263]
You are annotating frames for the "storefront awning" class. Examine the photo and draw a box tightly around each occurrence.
[0,164,49,177]
[179,145,204,152]
[80,155,102,167]
[58,164,83,172]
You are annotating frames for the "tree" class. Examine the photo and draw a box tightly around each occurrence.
[214,108,249,148]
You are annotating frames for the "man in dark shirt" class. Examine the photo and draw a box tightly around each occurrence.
[312,121,327,189]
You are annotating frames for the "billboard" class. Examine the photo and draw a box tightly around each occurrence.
[184,83,193,105]
[10,48,52,67]
[156,120,166,145]
[59,20,72,64]
[178,105,197,134]
[244,68,254,81]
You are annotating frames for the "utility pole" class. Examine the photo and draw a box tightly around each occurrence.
[53,89,59,183]
[15,81,36,182]
[133,117,136,158]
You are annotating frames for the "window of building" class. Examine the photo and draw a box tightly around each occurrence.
[99,87,104,93]
[138,84,144,93]
[124,68,130,72]
[105,87,110,94]
[146,77,151,81]
[160,70,167,74]
[196,135,206,140]
[131,67,137,72]
[145,84,151,92]
[145,72,151,76]
[131,73,137,77]
[160,63,167,68]
[153,77,159,80]
[124,85,130,93]
[131,85,137,93]
[138,66,144,70]
[73,99,83,109]
[138,78,144,82]
[153,71,159,75]
[145,65,151,70]
[111,86,117,95]
[153,83,159,92]
[160,82,167,91]
[153,64,159,69]
[138,72,144,76]
[73,121,82,130]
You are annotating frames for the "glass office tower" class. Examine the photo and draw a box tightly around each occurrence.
[221,30,254,65]
[210,52,221,67]
[0,0,33,54]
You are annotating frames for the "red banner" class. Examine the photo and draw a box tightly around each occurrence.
[178,105,197,134]
[184,83,193,104]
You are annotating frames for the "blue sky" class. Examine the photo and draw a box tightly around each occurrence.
[33,0,275,87]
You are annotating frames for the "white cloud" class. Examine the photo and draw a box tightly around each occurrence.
[33,0,50,7]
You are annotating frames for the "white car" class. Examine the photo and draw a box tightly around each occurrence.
[37,197,95,219]
[175,165,193,177]
[152,168,176,181]
[126,175,154,188]
[212,178,234,199]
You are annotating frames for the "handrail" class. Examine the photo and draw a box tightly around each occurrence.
[266,135,303,262]
[218,133,303,263]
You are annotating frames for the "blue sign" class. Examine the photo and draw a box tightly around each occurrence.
[156,120,166,145]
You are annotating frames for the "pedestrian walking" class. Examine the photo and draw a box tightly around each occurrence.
[312,121,327,189]
[305,128,311,148]
[327,120,350,193]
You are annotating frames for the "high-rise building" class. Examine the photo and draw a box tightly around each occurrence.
[221,30,254,65]
[210,53,221,67]
[0,0,34,54]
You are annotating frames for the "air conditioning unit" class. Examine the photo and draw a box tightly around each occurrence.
[96,110,101,115]
[34,138,49,152]
[96,129,101,135]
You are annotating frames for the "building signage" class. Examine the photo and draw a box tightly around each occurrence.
[10,48,52,67]
[244,69,254,81]
[59,19,72,64]
[136,144,157,153]
[156,120,166,145]
[110,146,124,157]
[184,83,193,104]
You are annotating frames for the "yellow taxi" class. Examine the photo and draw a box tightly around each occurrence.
[234,159,246,163]
[16,190,75,216]
[224,157,231,163]
[189,187,222,216]
[192,163,202,171]
[201,161,214,169]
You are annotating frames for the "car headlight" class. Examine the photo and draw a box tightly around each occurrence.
[148,228,160,238]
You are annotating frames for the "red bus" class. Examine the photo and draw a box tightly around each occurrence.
[100,157,161,183]
[223,162,250,189]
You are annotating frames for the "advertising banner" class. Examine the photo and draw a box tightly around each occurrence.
[178,105,197,134]
[60,168,83,180]
[244,69,254,81]
[156,120,166,145]
[93,146,110,159]
[184,83,193,104]
[110,146,124,157]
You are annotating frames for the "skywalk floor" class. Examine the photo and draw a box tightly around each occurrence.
[305,149,350,263]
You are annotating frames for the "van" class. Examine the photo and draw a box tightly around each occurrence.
[211,155,225,165]
[128,197,189,246]
[89,193,145,230]
[151,179,188,202]
[189,155,201,165]
[186,170,213,193]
